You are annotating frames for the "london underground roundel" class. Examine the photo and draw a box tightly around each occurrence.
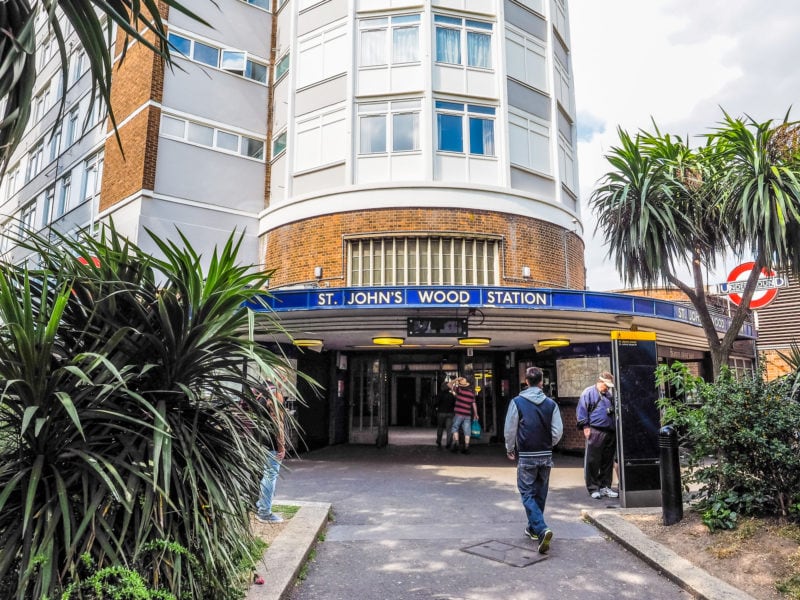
[725,262,779,309]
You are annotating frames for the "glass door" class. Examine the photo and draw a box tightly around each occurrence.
[349,356,388,445]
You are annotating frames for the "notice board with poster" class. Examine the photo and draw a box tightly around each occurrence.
[555,356,611,398]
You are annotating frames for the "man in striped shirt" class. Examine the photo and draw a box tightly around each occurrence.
[504,366,563,554]
[449,377,479,454]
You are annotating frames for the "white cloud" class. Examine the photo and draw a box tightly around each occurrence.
[571,0,800,290]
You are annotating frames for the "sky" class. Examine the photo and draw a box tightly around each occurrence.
[569,0,800,291]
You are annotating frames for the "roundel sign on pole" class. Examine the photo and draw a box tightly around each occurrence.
[721,262,785,309]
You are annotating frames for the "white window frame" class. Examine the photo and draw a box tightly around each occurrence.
[435,101,496,156]
[434,14,494,70]
[553,58,572,114]
[357,100,421,155]
[56,174,71,218]
[41,186,55,228]
[81,153,104,202]
[296,22,347,89]
[294,106,346,172]
[167,31,268,84]
[159,113,265,161]
[19,202,36,237]
[558,132,577,192]
[358,14,421,68]
[26,140,45,182]
[6,166,19,198]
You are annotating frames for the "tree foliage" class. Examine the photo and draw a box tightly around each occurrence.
[0,223,302,599]
[591,111,800,378]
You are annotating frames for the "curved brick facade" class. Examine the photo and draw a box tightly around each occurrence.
[265,207,585,290]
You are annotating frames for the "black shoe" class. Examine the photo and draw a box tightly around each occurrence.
[524,527,536,541]
[436,441,442,449]
[537,529,553,554]
[461,447,470,454]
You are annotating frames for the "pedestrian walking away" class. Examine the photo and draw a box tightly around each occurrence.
[576,371,619,499]
[449,377,478,454]
[434,381,455,449]
[504,366,563,554]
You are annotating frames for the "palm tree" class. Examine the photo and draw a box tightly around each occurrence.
[0,0,207,174]
[591,111,800,378]
[0,223,302,598]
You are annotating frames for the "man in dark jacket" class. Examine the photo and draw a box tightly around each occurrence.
[504,366,563,554]
[576,371,618,499]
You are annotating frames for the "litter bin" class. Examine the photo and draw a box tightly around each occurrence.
[659,425,683,525]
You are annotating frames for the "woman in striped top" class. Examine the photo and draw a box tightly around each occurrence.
[449,377,479,454]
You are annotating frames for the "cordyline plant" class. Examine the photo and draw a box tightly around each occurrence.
[0,223,302,599]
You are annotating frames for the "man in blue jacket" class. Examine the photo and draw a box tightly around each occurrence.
[576,372,618,499]
[505,367,563,554]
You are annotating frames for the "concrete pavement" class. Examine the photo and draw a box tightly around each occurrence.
[248,443,754,600]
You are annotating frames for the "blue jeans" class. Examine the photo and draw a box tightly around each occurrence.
[517,458,552,537]
[256,451,281,519]
[450,414,472,439]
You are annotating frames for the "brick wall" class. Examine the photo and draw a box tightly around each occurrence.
[760,349,793,380]
[99,14,166,212]
[264,208,586,290]
[557,401,584,452]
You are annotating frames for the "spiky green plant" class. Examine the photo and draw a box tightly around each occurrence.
[0,223,303,599]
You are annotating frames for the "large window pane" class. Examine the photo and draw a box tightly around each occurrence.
[437,114,463,152]
[168,33,191,56]
[435,27,461,64]
[243,137,264,159]
[392,113,419,152]
[469,117,494,155]
[360,115,386,153]
[221,50,246,74]
[467,31,491,68]
[187,122,214,145]
[246,60,268,83]
[216,130,239,152]
[393,27,419,63]
[193,42,219,67]
[161,116,186,138]
[360,29,386,66]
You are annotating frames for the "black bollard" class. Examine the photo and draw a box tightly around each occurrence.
[659,425,683,525]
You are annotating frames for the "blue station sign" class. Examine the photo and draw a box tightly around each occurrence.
[248,286,755,338]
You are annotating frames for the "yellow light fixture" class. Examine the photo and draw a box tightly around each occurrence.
[293,338,323,348]
[372,336,404,345]
[458,337,491,346]
[538,338,570,348]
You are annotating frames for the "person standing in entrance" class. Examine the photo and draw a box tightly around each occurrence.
[504,366,563,554]
[576,371,619,499]
[435,381,455,449]
[255,380,286,523]
[450,377,478,454]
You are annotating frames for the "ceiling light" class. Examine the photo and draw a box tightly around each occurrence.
[372,336,404,345]
[538,339,570,348]
[293,338,323,347]
[458,337,491,346]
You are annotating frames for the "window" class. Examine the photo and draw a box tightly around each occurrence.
[434,15,493,69]
[359,14,420,67]
[41,186,55,228]
[553,58,572,113]
[26,141,45,182]
[19,202,36,237]
[167,32,267,83]
[56,175,71,218]
[49,127,62,161]
[69,50,87,85]
[347,236,499,286]
[558,133,577,191]
[519,0,545,13]
[33,88,51,122]
[294,108,346,171]
[82,153,103,202]
[297,24,347,88]
[87,94,106,129]
[244,0,268,9]
[358,100,420,154]
[435,101,495,156]
[275,53,290,80]
[65,108,79,146]
[509,109,551,173]
[552,0,568,41]
[6,166,19,198]
[506,28,547,91]
[39,36,55,69]
[160,114,265,160]
[272,131,287,156]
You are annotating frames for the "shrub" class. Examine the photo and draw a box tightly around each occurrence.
[0,224,307,599]
[656,363,800,522]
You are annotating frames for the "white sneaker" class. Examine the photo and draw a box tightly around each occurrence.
[601,487,619,498]
[591,490,602,499]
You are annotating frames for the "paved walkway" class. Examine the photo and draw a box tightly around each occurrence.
[273,443,692,600]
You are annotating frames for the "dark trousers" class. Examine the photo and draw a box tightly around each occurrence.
[436,412,454,446]
[584,428,616,492]
[517,459,552,537]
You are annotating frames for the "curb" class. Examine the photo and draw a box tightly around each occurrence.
[582,509,756,600]
[246,500,331,600]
